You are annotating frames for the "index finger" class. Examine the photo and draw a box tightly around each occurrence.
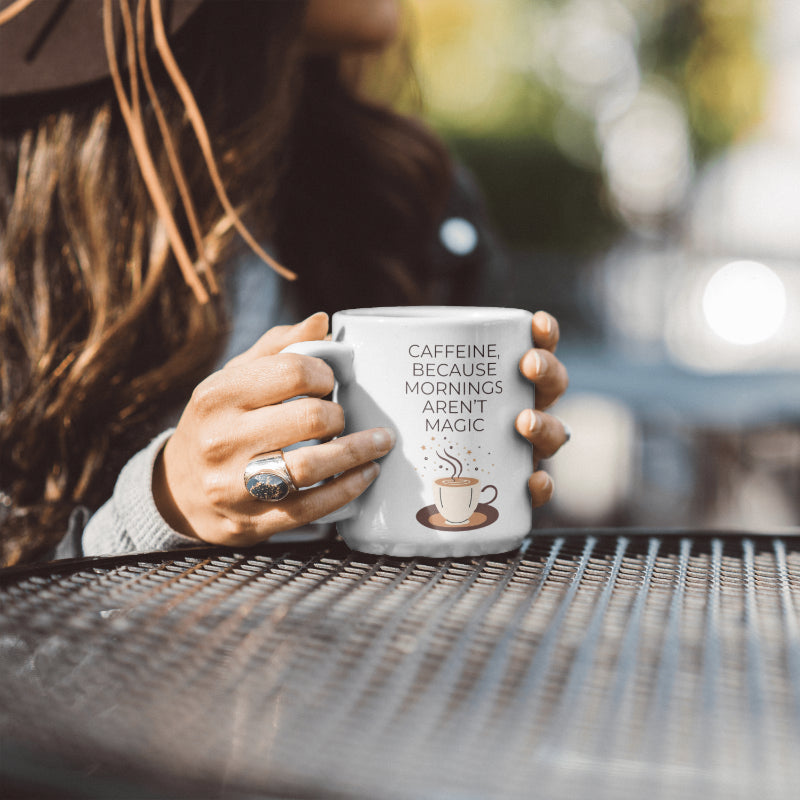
[532,311,559,353]
[196,352,335,412]
[225,312,329,369]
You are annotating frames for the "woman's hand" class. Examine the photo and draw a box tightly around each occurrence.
[515,311,570,509]
[153,312,395,546]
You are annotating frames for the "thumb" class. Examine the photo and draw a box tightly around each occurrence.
[225,312,329,368]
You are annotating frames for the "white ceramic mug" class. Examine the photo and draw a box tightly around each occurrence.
[285,306,534,557]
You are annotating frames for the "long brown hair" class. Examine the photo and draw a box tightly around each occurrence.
[0,1,451,565]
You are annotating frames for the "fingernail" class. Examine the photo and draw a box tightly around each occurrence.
[535,311,552,337]
[528,409,540,434]
[372,427,396,451]
[362,462,380,482]
[298,311,327,326]
[522,350,544,377]
[544,473,554,494]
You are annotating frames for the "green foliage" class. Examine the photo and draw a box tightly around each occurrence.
[446,134,621,250]
[410,0,766,246]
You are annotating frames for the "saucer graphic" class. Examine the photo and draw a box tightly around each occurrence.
[416,503,499,532]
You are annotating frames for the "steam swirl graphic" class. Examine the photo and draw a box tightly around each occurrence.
[436,447,464,480]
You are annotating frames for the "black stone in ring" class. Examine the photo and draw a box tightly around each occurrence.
[244,451,297,502]
[246,472,292,502]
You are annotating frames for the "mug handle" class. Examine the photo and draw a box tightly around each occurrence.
[280,339,358,523]
[281,340,355,385]
[481,484,498,507]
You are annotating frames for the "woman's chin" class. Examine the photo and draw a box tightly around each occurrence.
[302,0,401,54]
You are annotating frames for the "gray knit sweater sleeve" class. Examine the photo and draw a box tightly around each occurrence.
[82,429,200,556]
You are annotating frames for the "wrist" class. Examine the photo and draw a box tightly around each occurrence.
[152,441,198,539]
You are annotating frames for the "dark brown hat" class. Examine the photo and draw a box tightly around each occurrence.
[0,0,203,97]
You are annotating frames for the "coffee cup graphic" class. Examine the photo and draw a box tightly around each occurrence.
[433,477,498,526]
[421,446,500,529]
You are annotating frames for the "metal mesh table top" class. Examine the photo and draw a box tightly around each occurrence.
[2,530,800,799]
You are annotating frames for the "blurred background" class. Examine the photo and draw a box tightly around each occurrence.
[406,0,800,531]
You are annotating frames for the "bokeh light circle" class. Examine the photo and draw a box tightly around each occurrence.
[702,260,787,345]
[439,217,479,256]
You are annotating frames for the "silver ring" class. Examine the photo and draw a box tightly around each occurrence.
[244,451,298,502]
